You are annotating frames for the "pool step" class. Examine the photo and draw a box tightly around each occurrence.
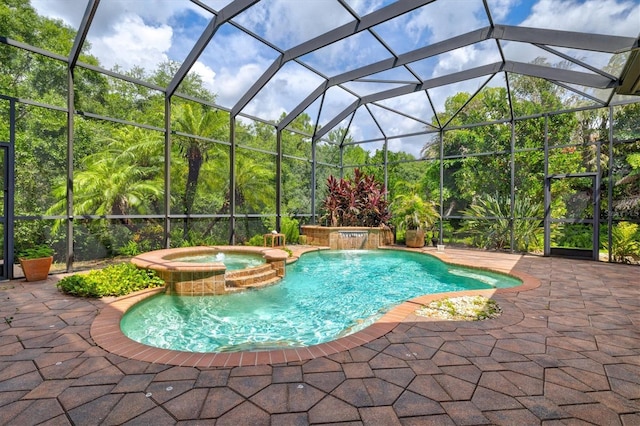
[225,264,281,289]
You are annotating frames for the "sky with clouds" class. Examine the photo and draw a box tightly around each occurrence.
[30,0,640,156]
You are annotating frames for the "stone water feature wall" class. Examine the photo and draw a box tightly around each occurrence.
[301,226,393,250]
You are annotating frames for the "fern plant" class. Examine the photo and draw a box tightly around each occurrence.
[604,221,640,264]
[281,217,300,244]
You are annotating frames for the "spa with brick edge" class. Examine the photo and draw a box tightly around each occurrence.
[131,245,288,295]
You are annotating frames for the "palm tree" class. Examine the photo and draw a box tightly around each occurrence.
[173,103,228,238]
[390,180,439,247]
[200,151,275,239]
[49,127,164,229]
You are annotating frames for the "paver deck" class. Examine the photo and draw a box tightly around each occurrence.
[1,247,639,425]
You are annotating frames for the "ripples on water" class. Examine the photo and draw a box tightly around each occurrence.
[121,250,520,352]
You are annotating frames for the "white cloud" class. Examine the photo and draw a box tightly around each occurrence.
[408,0,486,44]
[343,0,389,16]
[31,0,208,35]
[28,0,640,158]
[434,45,481,76]
[90,14,172,71]
[190,61,217,89]
[242,65,325,121]
[522,0,640,37]
[214,63,265,109]
[486,0,520,21]
[31,0,209,74]
[511,0,640,72]
[387,136,426,157]
[234,0,353,49]
[31,0,87,29]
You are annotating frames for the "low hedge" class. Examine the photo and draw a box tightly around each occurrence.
[57,262,164,298]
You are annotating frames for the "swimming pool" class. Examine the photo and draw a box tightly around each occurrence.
[120,250,520,353]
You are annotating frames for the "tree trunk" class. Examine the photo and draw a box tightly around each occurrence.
[183,145,203,240]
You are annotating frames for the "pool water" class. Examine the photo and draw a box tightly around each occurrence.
[177,252,265,270]
[121,250,520,352]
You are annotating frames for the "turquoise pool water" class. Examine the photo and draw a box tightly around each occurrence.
[121,250,520,352]
[177,252,265,270]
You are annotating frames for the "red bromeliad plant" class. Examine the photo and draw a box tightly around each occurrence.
[321,169,391,227]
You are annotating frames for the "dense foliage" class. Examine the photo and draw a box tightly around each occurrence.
[1,1,638,265]
[460,194,543,252]
[56,263,164,297]
[17,246,54,260]
[391,193,439,232]
[321,169,390,227]
[604,221,640,263]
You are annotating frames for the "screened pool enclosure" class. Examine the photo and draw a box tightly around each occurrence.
[1,0,639,279]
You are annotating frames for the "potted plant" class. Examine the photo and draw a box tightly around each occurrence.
[18,245,54,282]
[392,193,439,248]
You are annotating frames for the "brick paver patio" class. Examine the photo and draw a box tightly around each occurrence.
[1,247,639,425]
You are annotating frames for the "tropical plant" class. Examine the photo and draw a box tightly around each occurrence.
[17,245,54,260]
[48,127,163,226]
[56,262,164,297]
[173,103,229,238]
[461,193,543,252]
[391,193,439,232]
[281,217,300,244]
[321,168,390,227]
[613,152,640,217]
[198,151,276,240]
[604,221,640,264]
[245,234,265,246]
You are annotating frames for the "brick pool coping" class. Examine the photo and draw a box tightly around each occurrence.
[130,245,288,273]
[90,246,541,367]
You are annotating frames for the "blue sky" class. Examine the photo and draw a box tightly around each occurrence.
[30,0,640,156]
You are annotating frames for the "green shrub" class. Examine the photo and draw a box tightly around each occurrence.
[261,216,300,244]
[553,224,592,249]
[461,193,543,252]
[117,240,142,256]
[246,234,264,246]
[281,217,300,244]
[57,262,164,298]
[17,245,54,260]
[604,221,640,263]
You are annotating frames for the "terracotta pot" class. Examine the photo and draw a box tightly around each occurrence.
[19,256,53,282]
[405,229,425,248]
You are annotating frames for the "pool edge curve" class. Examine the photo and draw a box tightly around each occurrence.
[90,246,541,367]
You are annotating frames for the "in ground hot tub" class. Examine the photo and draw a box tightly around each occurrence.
[131,246,288,295]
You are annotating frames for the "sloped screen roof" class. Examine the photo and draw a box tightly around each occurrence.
[28,0,640,150]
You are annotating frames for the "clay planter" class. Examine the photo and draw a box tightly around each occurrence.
[19,256,53,282]
[405,229,425,248]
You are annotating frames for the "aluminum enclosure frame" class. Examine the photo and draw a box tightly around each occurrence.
[1,0,639,274]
